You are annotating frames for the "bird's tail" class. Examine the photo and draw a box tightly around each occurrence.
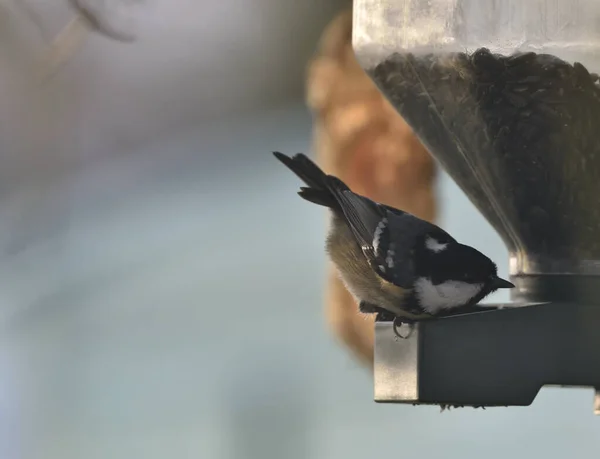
[273,152,349,209]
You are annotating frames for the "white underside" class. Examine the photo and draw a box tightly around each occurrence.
[414,278,483,314]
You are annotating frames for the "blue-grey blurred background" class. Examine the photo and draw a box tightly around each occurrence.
[0,1,597,458]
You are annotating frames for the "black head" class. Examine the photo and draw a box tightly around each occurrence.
[412,231,514,309]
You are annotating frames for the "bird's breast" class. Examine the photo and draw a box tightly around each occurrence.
[325,215,408,313]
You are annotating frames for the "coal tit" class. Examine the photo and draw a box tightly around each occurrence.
[274,152,514,335]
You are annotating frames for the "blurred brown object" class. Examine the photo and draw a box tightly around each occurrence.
[306,8,438,367]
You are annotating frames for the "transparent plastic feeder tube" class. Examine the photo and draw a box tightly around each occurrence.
[354,0,600,304]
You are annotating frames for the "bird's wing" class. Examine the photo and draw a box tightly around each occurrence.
[325,177,432,288]
[371,211,440,287]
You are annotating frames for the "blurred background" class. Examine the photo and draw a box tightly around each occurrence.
[0,0,597,458]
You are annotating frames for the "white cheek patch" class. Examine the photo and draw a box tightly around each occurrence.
[372,218,388,254]
[414,278,484,314]
[425,236,448,253]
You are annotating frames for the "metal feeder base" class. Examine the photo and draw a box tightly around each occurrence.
[374,303,600,412]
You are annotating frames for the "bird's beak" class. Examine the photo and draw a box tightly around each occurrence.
[491,276,515,289]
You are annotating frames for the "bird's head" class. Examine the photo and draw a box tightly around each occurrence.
[412,232,514,313]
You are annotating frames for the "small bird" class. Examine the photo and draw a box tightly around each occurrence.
[274,151,514,336]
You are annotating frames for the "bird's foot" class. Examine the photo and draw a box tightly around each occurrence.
[359,302,398,322]
[359,301,379,314]
[358,302,417,339]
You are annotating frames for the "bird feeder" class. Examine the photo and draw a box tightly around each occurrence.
[353,0,600,412]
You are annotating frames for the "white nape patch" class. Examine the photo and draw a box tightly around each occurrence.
[372,218,388,254]
[425,236,448,253]
[414,278,484,314]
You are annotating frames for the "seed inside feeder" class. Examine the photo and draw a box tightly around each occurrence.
[368,49,600,262]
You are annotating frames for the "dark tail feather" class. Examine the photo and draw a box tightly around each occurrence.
[273,152,326,190]
[273,152,347,209]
